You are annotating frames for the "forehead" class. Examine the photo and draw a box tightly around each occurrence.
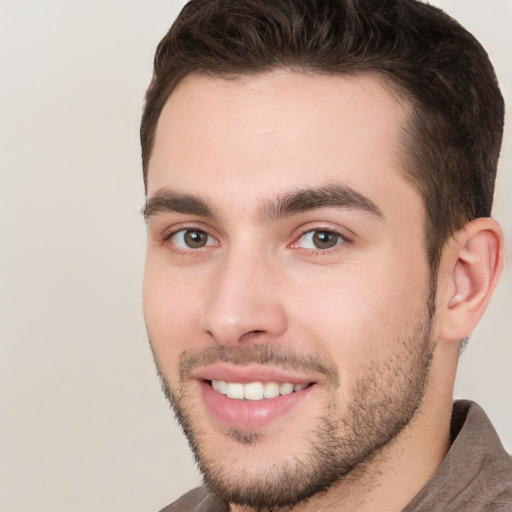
[147,70,419,224]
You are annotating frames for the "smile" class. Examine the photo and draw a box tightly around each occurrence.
[200,376,316,431]
[210,380,310,401]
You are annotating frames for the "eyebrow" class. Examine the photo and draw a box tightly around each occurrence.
[142,183,383,223]
[143,190,215,221]
[260,184,383,221]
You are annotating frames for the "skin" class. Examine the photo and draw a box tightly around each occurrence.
[143,70,503,511]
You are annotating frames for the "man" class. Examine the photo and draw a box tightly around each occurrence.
[141,0,512,510]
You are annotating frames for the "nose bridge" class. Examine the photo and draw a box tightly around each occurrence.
[201,242,286,346]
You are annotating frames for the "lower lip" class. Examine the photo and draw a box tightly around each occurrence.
[199,381,314,431]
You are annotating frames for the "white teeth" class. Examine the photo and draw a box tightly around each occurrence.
[244,382,264,400]
[279,383,294,395]
[263,382,280,399]
[226,382,245,399]
[211,380,309,400]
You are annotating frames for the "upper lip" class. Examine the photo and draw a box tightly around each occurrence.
[192,363,318,385]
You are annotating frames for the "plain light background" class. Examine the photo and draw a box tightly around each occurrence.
[0,1,510,511]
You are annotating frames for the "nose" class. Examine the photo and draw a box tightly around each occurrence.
[200,249,287,347]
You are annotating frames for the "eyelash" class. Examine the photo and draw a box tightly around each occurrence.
[161,226,351,255]
[292,228,350,254]
[162,226,217,253]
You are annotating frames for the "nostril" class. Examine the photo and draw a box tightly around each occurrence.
[239,330,266,342]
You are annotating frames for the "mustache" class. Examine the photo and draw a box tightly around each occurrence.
[178,344,339,386]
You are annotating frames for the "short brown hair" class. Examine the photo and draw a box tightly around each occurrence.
[141,0,504,271]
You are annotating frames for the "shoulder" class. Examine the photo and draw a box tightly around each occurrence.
[446,401,512,511]
[405,401,512,512]
[158,486,227,512]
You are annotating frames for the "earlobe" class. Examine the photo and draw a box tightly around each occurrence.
[438,218,504,343]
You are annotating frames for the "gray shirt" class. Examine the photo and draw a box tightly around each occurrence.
[160,400,512,511]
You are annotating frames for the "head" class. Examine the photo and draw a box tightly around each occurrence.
[141,0,504,273]
[141,1,504,509]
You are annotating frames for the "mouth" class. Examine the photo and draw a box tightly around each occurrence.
[194,367,318,431]
[208,379,312,401]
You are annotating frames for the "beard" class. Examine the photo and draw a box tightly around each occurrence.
[154,296,436,511]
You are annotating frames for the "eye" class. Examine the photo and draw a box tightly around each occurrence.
[294,229,345,250]
[168,229,217,249]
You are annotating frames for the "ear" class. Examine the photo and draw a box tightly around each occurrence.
[437,218,504,343]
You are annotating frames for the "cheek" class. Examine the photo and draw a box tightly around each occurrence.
[288,257,429,369]
[143,261,205,369]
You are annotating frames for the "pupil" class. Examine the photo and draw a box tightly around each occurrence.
[184,230,206,248]
[313,231,337,249]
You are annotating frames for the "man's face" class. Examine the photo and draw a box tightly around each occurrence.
[143,70,436,508]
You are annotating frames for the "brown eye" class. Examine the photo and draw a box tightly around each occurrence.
[312,231,339,249]
[296,229,344,250]
[170,229,216,249]
[184,230,208,248]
